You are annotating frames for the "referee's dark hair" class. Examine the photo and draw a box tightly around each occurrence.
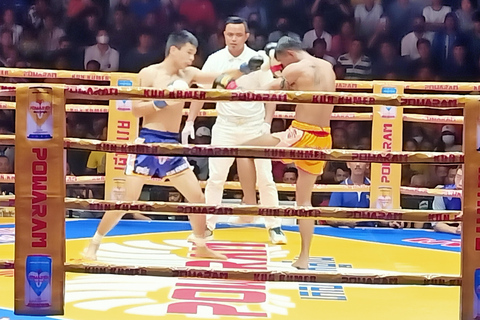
[225,16,250,33]
[165,30,198,57]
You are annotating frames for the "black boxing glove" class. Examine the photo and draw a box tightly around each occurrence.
[239,55,264,74]
[213,74,238,89]
[264,42,277,57]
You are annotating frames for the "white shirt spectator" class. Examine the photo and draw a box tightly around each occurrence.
[354,3,383,39]
[84,45,119,71]
[401,31,434,60]
[423,6,452,24]
[39,27,65,52]
[302,29,332,51]
[0,25,22,44]
[202,45,273,118]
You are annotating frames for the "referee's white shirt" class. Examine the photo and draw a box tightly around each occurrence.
[202,45,274,119]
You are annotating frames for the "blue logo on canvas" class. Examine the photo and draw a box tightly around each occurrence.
[26,255,51,296]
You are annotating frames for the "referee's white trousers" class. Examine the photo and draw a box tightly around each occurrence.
[205,115,281,231]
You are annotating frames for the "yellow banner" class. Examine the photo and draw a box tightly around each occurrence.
[104,74,139,200]
[370,83,404,209]
[461,99,480,319]
[14,86,66,315]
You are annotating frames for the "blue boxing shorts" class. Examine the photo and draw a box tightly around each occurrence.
[125,128,190,178]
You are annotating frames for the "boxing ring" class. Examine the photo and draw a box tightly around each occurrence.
[0,68,476,319]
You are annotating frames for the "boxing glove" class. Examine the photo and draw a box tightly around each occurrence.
[239,55,264,74]
[259,43,283,78]
[152,79,190,109]
[212,74,238,89]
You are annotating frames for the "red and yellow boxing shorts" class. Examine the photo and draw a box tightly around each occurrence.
[272,120,331,175]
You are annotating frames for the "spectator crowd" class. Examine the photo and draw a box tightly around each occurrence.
[0,0,466,232]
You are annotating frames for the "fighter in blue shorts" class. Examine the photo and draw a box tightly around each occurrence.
[83,30,263,260]
[125,129,190,178]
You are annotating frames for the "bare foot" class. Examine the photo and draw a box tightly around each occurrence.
[292,256,309,270]
[194,245,227,260]
[82,242,99,261]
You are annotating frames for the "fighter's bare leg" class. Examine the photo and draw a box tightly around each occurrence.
[83,175,146,260]
[292,168,318,269]
[242,133,281,147]
[169,169,227,260]
[235,158,257,223]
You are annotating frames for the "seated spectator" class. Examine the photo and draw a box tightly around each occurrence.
[310,0,352,35]
[330,19,355,59]
[302,15,332,51]
[169,190,184,202]
[17,26,42,62]
[401,16,434,60]
[432,13,467,66]
[208,18,227,54]
[432,166,462,234]
[408,38,439,78]
[280,167,297,201]
[84,29,120,71]
[0,8,22,44]
[358,136,371,149]
[312,38,336,66]
[387,0,419,43]
[442,41,475,81]
[0,29,18,67]
[39,14,65,56]
[456,0,474,32]
[430,165,450,187]
[235,0,268,30]
[268,17,301,43]
[373,40,405,79]
[337,38,372,80]
[332,127,349,148]
[109,5,137,56]
[85,59,101,71]
[334,163,350,182]
[469,11,480,61]
[423,0,451,31]
[404,139,419,151]
[366,15,394,61]
[435,125,462,152]
[445,166,457,185]
[401,174,433,228]
[121,30,160,72]
[354,0,383,41]
[327,162,371,228]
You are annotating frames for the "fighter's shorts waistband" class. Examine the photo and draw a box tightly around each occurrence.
[139,127,180,140]
[291,120,331,137]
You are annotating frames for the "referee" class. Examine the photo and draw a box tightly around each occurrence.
[183,16,286,244]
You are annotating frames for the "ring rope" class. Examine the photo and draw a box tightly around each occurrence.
[0,83,474,108]
[0,259,461,286]
[0,174,462,197]
[0,100,465,124]
[0,196,459,222]
[0,135,463,163]
[1,67,480,93]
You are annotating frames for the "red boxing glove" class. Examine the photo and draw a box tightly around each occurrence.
[213,74,238,89]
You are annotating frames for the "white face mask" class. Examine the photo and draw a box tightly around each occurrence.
[97,35,109,44]
[442,134,455,145]
[413,136,423,143]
